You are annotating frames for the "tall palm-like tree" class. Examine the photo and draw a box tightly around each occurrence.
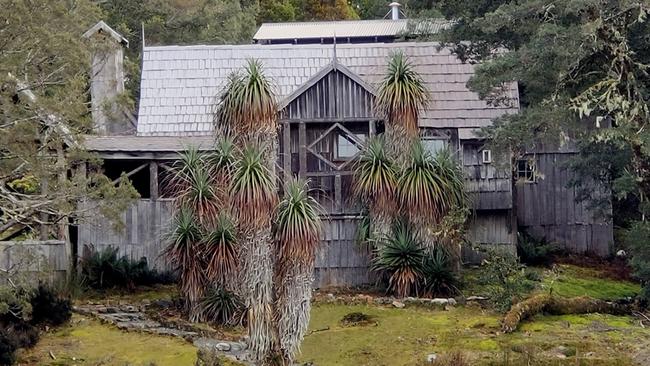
[215,59,279,362]
[274,179,322,363]
[164,205,205,321]
[375,51,428,165]
[398,142,467,252]
[353,136,398,243]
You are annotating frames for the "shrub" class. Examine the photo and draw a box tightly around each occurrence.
[372,221,425,297]
[478,251,538,312]
[517,231,558,266]
[340,312,375,327]
[421,248,460,297]
[81,245,174,290]
[29,285,71,326]
[625,221,650,299]
[197,287,244,325]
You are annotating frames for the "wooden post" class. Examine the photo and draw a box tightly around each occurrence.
[149,161,159,200]
[334,174,342,214]
[39,178,49,240]
[283,122,291,182]
[56,144,73,281]
[299,122,307,178]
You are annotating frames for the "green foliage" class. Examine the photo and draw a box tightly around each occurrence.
[198,287,244,326]
[372,221,425,297]
[0,284,72,365]
[376,51,429,133]
[421,248,460,297]
[29,285,71,327]
[516,231,557,266]
[81,246,174,290]
[478,251,537,312]
[0,0,138,239]
[275,178,322,264]
[398,143,466,226]
[353,137,398,215]
[624,221,650,299]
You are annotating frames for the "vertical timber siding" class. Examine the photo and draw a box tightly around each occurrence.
[516,153,613,256]
[77,200,174,271]
[0,240,67,283]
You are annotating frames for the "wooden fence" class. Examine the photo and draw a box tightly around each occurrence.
[0,240,67,283]
[516,152,613,256]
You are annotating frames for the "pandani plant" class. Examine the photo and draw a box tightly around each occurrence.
[274,178,323,364]
[372,220,425,297]
[215,58,279,363]
[164,205,205,321]
[375,51,428,164]
[353,136,398,243]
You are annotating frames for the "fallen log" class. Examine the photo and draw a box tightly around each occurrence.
[502,294,632,333]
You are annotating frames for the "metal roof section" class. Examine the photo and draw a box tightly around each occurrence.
[137,42,519,137]
[253,19,452,43]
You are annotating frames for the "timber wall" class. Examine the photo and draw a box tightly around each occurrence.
[77,200,372,288]
[516,152,613,256]
[0,240,67,283]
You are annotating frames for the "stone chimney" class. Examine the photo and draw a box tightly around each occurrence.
[389,2,401,20]
[83,21,131,135]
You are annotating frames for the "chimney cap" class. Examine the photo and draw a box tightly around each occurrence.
[389,2,401,6]
[83,21,129,47]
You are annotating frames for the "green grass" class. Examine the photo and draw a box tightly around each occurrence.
[541,265,640,300]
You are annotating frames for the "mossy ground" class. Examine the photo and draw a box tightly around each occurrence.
[18,265,649,365]
[299,304,649,365]
[540,264,640,299]
[17,314,197,366]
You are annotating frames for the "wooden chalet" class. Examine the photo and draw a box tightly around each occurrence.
[79,19,613,287]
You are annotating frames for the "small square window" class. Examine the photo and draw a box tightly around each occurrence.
[335,133,365,160]
[517,159,536,183]
[422,138,447,155]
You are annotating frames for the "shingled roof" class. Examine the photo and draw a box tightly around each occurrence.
[137,42,518,137]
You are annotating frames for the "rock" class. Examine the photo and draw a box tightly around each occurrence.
[326,293,336,301]
[392,300,405,308]
[616,249,627,257]
[466,296,488,301]
[447,298,457,306]
[216,342,231,352]
[431,298,449,306]
[426,353,437,363]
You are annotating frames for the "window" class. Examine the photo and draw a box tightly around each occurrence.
[517,158,536,182]
[482,149,492,164]
[335,133,365,160]
[422,138,447,155]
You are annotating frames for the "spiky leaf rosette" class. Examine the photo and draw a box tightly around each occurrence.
[275,178,323,266]
[165,147,222,225]
[215,59,277,138]
[372,221,425,298]
[231,144,278,229]
[353,136,398,216]
[203,213,238,285]
[375,51,428,135]
[164,206,205,320]
[274,178,322,363]
[398,142,454,226]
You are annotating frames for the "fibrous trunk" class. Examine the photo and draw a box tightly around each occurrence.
[275,260,314,362]
[240,226,276,361]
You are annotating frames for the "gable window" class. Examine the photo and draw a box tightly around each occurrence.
[422,138,447,155]
[517,158,537,183]
[335,133,365,160]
